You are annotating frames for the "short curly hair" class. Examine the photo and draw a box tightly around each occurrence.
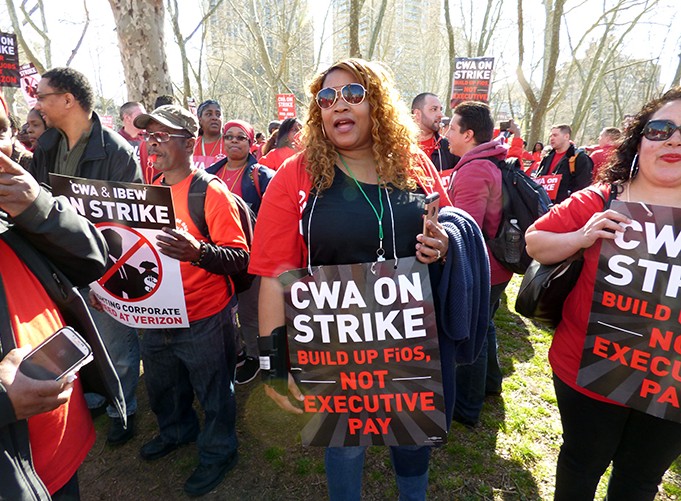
[598,86,681,184]
[302,58,419,192]
[41,67,94,112]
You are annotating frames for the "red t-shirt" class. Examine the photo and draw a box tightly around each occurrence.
[0,240,95,494]
[259,146,297,171]
[590,145,616,181]
[532,183,623,405]
[548,150,566,175]
[157,171,248,321]
[419,136,437,159]
[249,149,451,278]
[212,165,246,198]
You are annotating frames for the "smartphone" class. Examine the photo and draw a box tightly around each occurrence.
[499,121,511,131]
[422,193,440,236]
[19,326,93,381]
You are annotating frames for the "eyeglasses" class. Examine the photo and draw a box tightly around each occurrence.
[140,131,189,143]
[315,83,367,109]
[642,120,681,141]
[225,134,249,142]
[35,92,66,102]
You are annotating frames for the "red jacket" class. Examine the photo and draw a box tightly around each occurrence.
[447,138,512,285]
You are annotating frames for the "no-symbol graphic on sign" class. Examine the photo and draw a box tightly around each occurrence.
[97,223,162,301]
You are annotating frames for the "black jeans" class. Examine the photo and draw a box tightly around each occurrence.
[51,471,80,501]
[553,374,681,501]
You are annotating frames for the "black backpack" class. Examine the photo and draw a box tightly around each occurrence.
[187,168,256,293]
[485,157,553,274]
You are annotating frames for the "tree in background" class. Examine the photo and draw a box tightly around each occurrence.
[108,0,173,110]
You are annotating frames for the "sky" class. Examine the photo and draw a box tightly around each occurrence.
[2,0,680,111]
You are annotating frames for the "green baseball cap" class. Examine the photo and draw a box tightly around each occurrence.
[134,105,199,137]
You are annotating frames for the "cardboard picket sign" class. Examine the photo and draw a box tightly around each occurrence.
[280,256,447,447]
[578,200,681,422]
[50,174,189,328]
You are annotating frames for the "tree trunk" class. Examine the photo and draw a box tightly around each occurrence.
[6,0,48,73]
[516,0,566,146]
[349,0,364,58]
[108,0,173,109]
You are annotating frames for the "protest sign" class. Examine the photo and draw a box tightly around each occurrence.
[277,93,296,120]
[19,63,39,108]
[578,200,681,421]
[0,32,20,88]
[534,174,562,201]
[450,57,494,108]
[192,154,224,170]
[280,257,447,447]
[50,174,189,328]
[99,115,115,129]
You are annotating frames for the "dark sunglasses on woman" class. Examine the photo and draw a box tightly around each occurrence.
[642,119,681,141]
[315,83,367,109]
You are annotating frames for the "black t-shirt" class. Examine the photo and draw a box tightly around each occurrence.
[302,166,425,266]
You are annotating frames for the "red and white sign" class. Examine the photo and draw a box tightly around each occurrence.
[277,93,296,120]
[100,115,115,129]
[19,63,39,108]
[534,174,562,201]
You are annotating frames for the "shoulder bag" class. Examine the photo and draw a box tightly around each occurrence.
[515,184,617,328]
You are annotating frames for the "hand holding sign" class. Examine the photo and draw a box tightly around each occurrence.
[157,227,202,262]
[0,150,41,217]
[264,374,305,415]
[579,209,630,249]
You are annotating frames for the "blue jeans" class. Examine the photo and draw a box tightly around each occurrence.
[82,288,139,418]
[453,280,508,426]
[325,445,430,501]
[139,299,238,464]
[553,375,681,501]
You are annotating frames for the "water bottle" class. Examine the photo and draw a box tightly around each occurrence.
[504,218,522,264]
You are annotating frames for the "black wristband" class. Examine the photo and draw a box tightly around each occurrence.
[258,325,289,394]
[190,242,207,267]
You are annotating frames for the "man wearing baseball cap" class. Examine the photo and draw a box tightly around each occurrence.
[133,105,248,496]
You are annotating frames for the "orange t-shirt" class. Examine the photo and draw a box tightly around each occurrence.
[159,171,248,321]
[0,240,95,494]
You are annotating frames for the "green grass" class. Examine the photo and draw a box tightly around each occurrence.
[79,275,681,500]
[421,275,681,500]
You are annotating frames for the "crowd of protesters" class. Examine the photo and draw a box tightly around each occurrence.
[1,58,681,501]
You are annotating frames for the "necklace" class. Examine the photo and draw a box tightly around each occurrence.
[338,154,386,261]
[201,134,223,157]
[220,162,247,192]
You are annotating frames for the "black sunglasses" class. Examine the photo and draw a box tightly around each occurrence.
[315,83,367,110]
[642,120,681,141]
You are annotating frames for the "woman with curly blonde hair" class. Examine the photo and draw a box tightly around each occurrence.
[302,58,421,193]
[249,58,463,500]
